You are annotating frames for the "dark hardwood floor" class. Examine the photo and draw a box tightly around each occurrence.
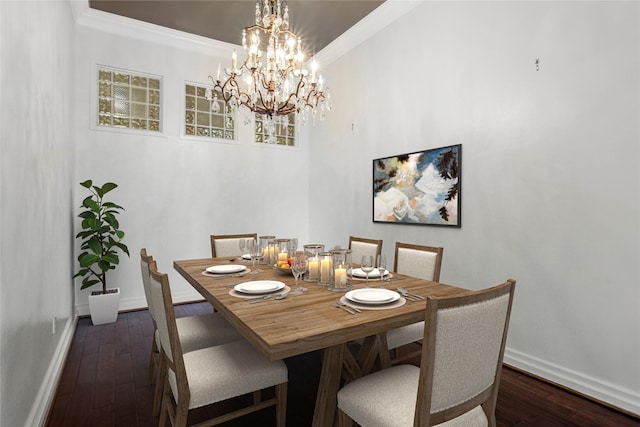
[46,302,639,427]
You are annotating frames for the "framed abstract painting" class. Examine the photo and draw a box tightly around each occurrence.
[373,144,461,227]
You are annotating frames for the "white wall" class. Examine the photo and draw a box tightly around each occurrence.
[1,1,637,424]
[73,8,312,313]
[0,1,76,426]
[311,1,639,414]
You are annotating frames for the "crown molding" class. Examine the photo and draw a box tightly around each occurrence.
[316,0,423,65]
[70,0,237,56]
[69,0,421,64]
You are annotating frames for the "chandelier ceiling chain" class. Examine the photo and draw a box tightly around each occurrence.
[206,0,330,141]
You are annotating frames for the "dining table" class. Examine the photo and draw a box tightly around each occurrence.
[174,256,471,427]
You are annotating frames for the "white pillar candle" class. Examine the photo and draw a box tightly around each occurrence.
[308,259,319,280]
[320,259,331,283]
[334,267,347,288]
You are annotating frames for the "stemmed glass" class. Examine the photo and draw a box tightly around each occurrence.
[247,239,262,272]
[376,254,387,286]
[291,251,308,295]
[238,239,246,259]
[288,238,298,255]
[360,255,374,286]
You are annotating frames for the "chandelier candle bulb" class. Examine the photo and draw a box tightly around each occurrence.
[206,0,329,142]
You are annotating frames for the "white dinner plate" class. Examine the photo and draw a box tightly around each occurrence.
[234,280,285,294]
[206,264,247,274]
[345,289,400,305]
[349,268,388,278]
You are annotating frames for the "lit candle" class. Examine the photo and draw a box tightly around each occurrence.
[216,64,221,81]
[308,258,319,280]
[334,267,347,289]
[231,50,237,69]
[320,258,331,283]
[278,252,288,262]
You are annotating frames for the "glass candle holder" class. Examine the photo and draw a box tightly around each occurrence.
[318,252,333,286]
[329,249,352,292]
[303,244,324,282]
[274,238,291,267]
[259,235,275,265]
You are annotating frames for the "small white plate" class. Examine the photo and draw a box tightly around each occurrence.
[206,264,247,274]
[234,280,285,294]
[346,289,400,305]
[350,268,388,278]
[241,254,252,260]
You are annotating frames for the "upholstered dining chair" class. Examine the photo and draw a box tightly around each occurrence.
[338,279,516,427]
[139,249,241,415]
[149,265,288,427]
[210,233,258,258]
[385,242,444,365]
[348,236,383,264]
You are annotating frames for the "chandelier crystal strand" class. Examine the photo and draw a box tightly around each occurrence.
[206,0,329,143]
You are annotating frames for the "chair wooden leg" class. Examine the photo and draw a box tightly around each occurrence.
[158,383,169,427]
[148,338,158,385]
[338,408,354,427]
[153,354,167,416]
[175,396,189,427]
[253,390,261,405]
[275,382,288,427]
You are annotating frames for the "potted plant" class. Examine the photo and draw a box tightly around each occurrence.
[74,180,130,325]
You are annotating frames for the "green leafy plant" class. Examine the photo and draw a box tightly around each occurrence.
[74,180,130,294]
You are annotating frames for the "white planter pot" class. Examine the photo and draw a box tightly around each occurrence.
[88,288,120,325]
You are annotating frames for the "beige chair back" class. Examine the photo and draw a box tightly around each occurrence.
[148,263,190,404]
[210,233,258,258]
[394,242,443,281]
[416,280,516,425]
[348,236,383,263]
[139,248,158,321]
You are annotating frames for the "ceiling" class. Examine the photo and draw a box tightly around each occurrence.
[88,1,385,53]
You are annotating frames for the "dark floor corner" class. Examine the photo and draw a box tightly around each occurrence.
[46,302,639,427]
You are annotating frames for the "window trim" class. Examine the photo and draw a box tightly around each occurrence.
[181,80,238,144]
[92,64,165,136]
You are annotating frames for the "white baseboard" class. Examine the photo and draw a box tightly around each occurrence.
[75,290,204,317]
[49,312,639,421]
[504,348,640,416]
[26,315,78,427]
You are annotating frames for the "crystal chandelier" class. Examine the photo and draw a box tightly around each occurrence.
[205,0,330,142]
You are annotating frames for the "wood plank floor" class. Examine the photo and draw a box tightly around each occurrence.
[46,302,639,427]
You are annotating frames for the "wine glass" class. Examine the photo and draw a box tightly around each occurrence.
[376,254,387,286]
[247,239,262,272]
[291,252,308,295]
[288,238,298,255]
[238,239,246,259]
[360,255,374,286]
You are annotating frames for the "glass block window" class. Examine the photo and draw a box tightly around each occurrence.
[98,67,161,131]
[255,113,296,146]
[184,84,235,140]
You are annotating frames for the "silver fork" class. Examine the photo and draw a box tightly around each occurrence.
[332,302,356,315]
[397,287,425,300]
[336,299,362,313]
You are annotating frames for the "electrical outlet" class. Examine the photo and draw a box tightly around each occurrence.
[52,316,56,334]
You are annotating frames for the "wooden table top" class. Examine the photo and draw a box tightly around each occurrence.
[174,257,471,361]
